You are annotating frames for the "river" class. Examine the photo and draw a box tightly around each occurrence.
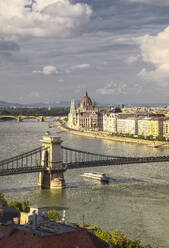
[0,120,169,247]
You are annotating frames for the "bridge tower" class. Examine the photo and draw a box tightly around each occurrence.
[38,136,66,189]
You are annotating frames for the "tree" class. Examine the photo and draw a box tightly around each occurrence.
[111,230,152,248]
[79,224,152,248]
[8,200,30,212]
[138,135,145,140]
[156,136,166,141]
[146,135,154,140]
[94,226,112,244]
[111,230,127,247]
[0,192,7,206]
[48,209,62,221]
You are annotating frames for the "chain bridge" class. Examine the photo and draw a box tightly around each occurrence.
[0,135,169,189]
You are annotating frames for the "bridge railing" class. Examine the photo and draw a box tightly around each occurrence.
[61,146,120,166]
[61,145,142,164]
[61,145,169,169]
[0,146,46,173]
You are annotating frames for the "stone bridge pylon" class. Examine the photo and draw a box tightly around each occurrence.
[38,136,66,189]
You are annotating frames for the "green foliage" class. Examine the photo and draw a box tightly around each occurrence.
[156,136,166,141]
[90,225,112,244]
[48,209,62,221]
[125,133,134,138]
[138,135,145,139]
[111,229,127,247]
[79,224,152,248]
[0,192,7,206]
[146,135,154,140]
[8,200,30,212]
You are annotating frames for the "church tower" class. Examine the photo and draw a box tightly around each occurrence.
[67,99,76,128]
[70,99,75,113]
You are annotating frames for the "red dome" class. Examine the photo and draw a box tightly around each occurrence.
[81,91,92,106]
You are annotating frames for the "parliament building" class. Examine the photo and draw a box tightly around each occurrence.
[67,91,103,130]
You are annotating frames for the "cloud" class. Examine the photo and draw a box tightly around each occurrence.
[0,40,20,51]
[0,0,92,39]
[28,91,41,99]
[137,26,169,87]
[126,55,140,64]
[42,65,58,75]
[57,78,64,83]
[126,0,169,6]
[33,63,90,75]
[33,65,59,75]
[138,68,169,87]
[70,64,90,70]
[96,80,127,95]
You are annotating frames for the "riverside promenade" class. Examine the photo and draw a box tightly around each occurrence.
[55,119,169,148]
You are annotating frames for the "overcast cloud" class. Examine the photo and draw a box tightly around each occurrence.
[0,0,169,104]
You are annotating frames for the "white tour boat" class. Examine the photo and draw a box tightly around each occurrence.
[82,171,109,182]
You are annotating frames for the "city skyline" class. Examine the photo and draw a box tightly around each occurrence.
[0,0,169,104]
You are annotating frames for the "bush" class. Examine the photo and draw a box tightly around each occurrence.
[146,135,154,140]
[0,192,7,206]
[79,224,152,248]
[138,135,145,140]
[8,200,30,212]
[156,136,166,141]
[48,209,62,221]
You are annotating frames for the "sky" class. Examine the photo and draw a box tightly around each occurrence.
[0,0,169,104]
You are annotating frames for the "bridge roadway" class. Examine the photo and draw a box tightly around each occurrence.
[64,155,169,169]
[0,145,169,176]
[0,115,61,121]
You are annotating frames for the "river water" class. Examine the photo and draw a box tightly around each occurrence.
[1,120,169,247]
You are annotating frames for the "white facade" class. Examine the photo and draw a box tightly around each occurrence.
[103,113,117,133]
[138,118,149,136]
[116,118,138,135]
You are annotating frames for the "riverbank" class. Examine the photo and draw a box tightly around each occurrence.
[55,120,169,148]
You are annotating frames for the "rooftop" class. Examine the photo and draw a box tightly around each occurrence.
[0,222,109,248]
[17,221,82,237]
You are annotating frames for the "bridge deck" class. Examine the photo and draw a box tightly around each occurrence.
[0,145,169,176]
[65,156,169,169]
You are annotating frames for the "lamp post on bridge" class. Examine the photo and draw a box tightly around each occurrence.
[38,136,66,189]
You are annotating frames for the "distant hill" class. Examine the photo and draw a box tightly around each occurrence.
[2,100,166,109]
[0,100,71,108]
[0,101,25,108]
[0,100,117,109]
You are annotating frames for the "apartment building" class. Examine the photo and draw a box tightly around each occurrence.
[103,113,118,133]
[116,118,138,135]
[138,118,150,137]
[163,118,169,140]
[147,118,163,137]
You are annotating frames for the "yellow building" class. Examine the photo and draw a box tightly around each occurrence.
[20,211,29,224]
[147,118,163,137]
[163,118,169,140]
